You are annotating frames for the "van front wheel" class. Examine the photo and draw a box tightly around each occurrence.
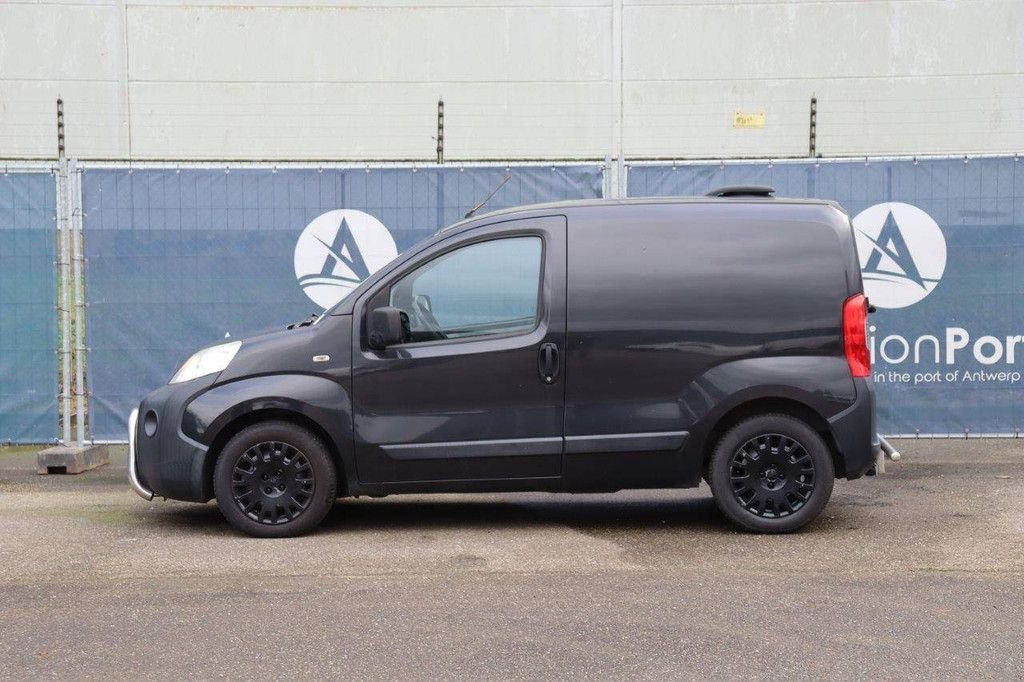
[213,421,337,538]
[708,414,834,533]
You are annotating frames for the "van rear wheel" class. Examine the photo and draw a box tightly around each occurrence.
[213,421,337,538]
[708,414,834,533]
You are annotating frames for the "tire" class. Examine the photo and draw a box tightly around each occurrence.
[213,421,337,538]
[708,414,834,533]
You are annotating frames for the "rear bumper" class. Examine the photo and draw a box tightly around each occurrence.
[828,377,880,480]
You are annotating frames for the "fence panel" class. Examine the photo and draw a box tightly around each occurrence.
[628,156,1024,436]
[0,170,58,442]
[82,164,604,439]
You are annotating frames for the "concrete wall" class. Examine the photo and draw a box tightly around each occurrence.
[1,0,1021,160]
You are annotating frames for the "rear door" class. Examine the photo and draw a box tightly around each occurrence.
[351,216,567,484]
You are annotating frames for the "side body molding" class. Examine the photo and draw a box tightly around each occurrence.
[564,431,688,455]
[380,432,688,461]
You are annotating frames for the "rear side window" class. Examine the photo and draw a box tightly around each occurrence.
[389,236,542,343]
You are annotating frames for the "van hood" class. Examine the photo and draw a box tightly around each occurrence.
[214,316,347,383]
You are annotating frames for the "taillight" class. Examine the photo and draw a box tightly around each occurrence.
[843,294,870,378]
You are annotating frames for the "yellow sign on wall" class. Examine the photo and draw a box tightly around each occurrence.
[733,111,766,128]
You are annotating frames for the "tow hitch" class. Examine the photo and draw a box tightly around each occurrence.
[872,435,901,474]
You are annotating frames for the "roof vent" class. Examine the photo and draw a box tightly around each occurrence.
[705,185,775,198]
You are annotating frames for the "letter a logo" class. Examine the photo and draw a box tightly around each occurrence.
[315,217,371,282]
[294,210,398,309]
[853,202,946,309]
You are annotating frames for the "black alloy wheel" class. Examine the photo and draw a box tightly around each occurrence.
[708,413,834,533]
[231,441,315,525]
[213,421,337,538]
[728,433,815,518]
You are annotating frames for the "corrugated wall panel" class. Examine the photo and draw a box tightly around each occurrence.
[3,1,1020,160]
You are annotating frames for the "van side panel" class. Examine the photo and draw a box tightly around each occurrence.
[563,202,857,488]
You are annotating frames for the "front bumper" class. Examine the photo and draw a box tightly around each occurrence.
[127,407,154,500]
[130,375,218,502]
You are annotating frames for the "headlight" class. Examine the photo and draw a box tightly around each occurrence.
[169,341,241,384]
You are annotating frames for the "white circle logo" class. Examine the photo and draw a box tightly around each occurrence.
[294,210,398,309]
[853,202,946,309]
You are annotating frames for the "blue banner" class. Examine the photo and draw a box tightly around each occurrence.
[628,157,1024,435]
[0,171,58,442]
[82,165,604,439]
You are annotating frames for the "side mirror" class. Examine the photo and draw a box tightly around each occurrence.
[368,306,408,350]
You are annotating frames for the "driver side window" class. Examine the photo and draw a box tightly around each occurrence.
[388,236,543,343]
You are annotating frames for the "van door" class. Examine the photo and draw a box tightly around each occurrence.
[351,216,567,485]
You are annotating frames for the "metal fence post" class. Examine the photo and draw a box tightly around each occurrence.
[57,157,72,445]
[808,96,817,157]
[37,151,111,470]
[602,155,612,198]
[70,160,87,444]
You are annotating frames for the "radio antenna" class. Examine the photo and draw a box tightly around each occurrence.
[464,174,511,219]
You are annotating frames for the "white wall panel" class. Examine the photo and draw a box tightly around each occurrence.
[625,73,1024,158]
[625,1,1022,81]
[0,4,121,80]
[622,0,1024,157]
[122,3,611,158]
[0,2,128,157]
[128,5,610,83]
[0,80,127,158]
[0,0,1021,160]
[129,81,611,159]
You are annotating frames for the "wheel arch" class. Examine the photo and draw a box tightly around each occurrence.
[200,407,349,501]
[700,396,845,478]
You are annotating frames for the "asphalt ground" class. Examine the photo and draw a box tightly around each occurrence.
[0,440,1022,680]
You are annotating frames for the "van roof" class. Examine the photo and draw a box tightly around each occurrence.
[441,195,846,233]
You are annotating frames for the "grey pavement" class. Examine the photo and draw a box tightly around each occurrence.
[0,440,1022,679]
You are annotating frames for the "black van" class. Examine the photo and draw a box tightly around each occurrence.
[129,189,879,537]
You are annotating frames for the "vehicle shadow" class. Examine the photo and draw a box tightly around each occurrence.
[323,493,733,534]
[145,492,735,536]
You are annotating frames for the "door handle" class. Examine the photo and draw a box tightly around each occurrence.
[538,343,560,384]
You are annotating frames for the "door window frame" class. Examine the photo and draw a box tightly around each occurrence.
[353,217,561,354]
[382,234,546,349]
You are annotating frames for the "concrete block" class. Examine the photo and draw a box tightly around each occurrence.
[36,444,110,475]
